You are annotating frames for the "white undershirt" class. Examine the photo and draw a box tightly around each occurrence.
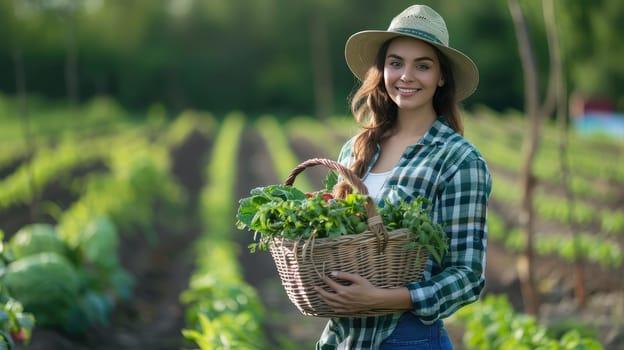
[363,170,392,201]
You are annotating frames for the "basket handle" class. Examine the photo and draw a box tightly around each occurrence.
[283,158,389,253]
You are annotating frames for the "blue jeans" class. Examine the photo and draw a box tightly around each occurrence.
[379,312,453,350]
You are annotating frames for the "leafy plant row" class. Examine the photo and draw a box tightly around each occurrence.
[293,114,624,269]
[274,113,619,348]
[488,176,623,269]
[256,116,314,192]
[491,174,624,236]
[0,95,149,173]
[0,95,145,142]
[0,99,188,212]
[56,134,186,242]
[463,111,622,212]
[470,130,618,205]
[181,112,269,349]
[451,294,604,349]
[0,137,106,210]
[299,111,624,200]
[0,113,195,348]
[284,116,350,158]
[467,107,624,184]
[487,211,623,269]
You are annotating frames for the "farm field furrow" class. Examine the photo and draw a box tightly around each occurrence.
[1,108,622,349]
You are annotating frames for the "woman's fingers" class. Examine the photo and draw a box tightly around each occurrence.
[314,272,378,313]
[330,271,362,284]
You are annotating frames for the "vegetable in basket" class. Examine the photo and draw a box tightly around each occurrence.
[235,176,448,265]
[235,158,455,318]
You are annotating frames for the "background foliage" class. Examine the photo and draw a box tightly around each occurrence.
[1,0,622,116]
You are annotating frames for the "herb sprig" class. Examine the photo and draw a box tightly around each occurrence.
[237,185,368,252]
[236,182,449,264]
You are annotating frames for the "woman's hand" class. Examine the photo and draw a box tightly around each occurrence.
[314,271,379,314]
[314,271,412,314]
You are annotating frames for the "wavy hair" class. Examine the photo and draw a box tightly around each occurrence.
[334,37,463,198]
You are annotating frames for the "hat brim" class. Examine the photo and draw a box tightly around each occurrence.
[345,30,479,101]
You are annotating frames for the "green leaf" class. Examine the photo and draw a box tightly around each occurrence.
[323,170,338,192]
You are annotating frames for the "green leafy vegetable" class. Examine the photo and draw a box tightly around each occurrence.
[79,216,119,271]
[237,186,368,252]
[2,252,80,328]
[236,184,448,264]
[9,224,69,260]
[378,198,449,264]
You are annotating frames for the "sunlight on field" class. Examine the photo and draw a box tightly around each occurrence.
[0,98,622,349]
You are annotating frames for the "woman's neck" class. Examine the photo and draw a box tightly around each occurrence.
[395,107,437,139]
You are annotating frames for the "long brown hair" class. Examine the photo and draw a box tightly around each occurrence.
[334,37,463,197]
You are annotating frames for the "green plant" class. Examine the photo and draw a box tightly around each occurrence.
[255,115,313,192]
[9,224,70,260]
[453,294,605,350]
[2,252,80,328]
[0,297,35,349]
[378,197,450,265]
[181,112,269,349]
[236,183,448,264]
[182,313,260,350]
[1,218,132,334]
[0,231,35,349]
[237,185,368,249]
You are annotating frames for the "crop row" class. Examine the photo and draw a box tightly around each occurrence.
[450,294,604,349]
[180,112,269,349]
[179,114,326,349]
[274,113,612,349]
[469,107,624,182]
[0,109,197,346]
[487,211,622,269]
[289,115,623,269]
[492,174,624,236]
[2,99,617,348]
[0,101,269,348]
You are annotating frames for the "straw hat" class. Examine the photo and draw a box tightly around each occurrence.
[345,5,479,101]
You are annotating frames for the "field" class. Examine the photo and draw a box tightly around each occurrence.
[0,97,622,349]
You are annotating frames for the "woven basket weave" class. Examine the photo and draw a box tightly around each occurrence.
[268,158,429,318]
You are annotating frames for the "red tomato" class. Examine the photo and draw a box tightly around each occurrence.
[10,329,26,342]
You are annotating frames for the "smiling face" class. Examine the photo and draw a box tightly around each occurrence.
[383,37,444,115]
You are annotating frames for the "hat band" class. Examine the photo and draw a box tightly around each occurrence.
[393,27,444,46]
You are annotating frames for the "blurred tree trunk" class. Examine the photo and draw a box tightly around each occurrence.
[309,7,334,119]
[507,0,557,316]
[64,10,79,109]
[544,0,587,308]
[13,49,39,223]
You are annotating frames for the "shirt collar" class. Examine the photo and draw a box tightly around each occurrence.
[419,117,455,146]
[367,117,455,173]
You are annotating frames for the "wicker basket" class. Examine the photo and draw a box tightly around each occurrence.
[268,158,430,318]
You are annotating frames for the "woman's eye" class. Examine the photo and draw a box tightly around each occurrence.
[388,61,402,68]
[416,64,430,71]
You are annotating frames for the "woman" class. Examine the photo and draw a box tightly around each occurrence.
[313,5,492,349]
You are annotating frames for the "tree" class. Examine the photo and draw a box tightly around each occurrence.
[507,0,559,316]
[308,2,334,120]
[20,0,81,107]
[558,0,624,109]
[544,0,587,308]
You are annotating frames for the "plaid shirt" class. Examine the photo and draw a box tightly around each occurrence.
[316,118,492,349]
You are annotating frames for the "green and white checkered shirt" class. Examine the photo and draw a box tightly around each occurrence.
[316,118,492,349]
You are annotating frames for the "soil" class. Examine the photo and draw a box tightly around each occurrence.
[9,130,211,350]
[5,126,624,349]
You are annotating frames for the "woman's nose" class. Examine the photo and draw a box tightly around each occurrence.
[400,68,414,82]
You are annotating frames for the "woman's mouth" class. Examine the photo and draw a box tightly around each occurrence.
[398,88,421,95]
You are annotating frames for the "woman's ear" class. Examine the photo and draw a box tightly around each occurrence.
[438,78,445,87]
